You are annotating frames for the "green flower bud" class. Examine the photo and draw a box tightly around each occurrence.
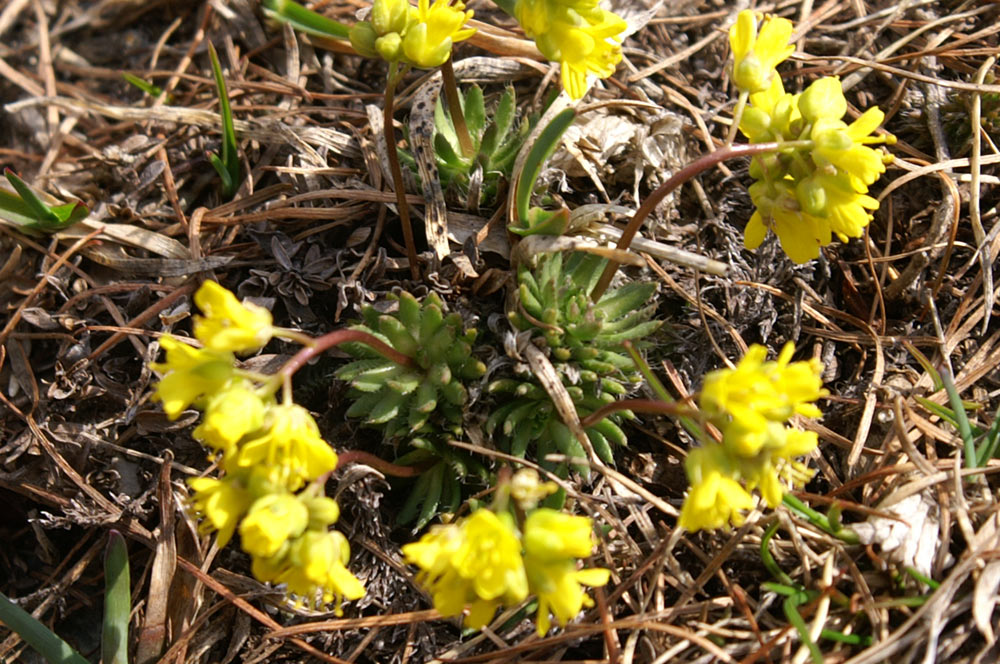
[349,22,378,58]
[372,0,411,36]
[796,177,827,217]
[375,32,403,62]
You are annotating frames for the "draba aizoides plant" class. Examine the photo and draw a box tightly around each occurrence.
[151,281,365,612]
[488,252,660,466]
[679,342,828,532]
[399,84,535,209]
[336,291,489,526]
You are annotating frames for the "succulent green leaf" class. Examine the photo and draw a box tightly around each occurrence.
[515,108,575,226]
[103,530,130,664]
[463,85,486,142]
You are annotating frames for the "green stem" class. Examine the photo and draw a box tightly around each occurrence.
[384,62,420,280]
[590,141,782,301]
[726,90,749,146]
[440,59,475,158]
[782,493,860,544]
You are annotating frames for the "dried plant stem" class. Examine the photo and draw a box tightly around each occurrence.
[590,141,781,301]
[440,58,475,157]
[384,62,420,280]
[280,329,417,381]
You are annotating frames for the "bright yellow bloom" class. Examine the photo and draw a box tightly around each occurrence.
[193,281,273,354]
[188,474,253,548]
[236,403,339,489]
[239,493,309,558]
[523,508,594,560]
[254,530,366,612]
[514,0,626,99]
[729,10,794,94]
[525,557,610,635]
[401,0,475,68]
[678,445,755,531]
[522,507,608,635]
[700,343,827,447]
[193,383,268,452]
[402,508,528,628]
[152,335,235,419]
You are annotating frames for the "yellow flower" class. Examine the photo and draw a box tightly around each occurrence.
[401,0,475,68]
[236,403,339,489]
[188,474,253,548]
[811,111,888,190]
[193,281,274,354]
[193,383,268,452]
[525,557,610,635]
[799,172,879,242]
[700,343,827,440]
[522,507,609,635]
[678,446,755,531]
[514,0,626,100]
[264,530,366,613]
[522,508,594,560]
[152,335,235,419]
[402,508,528,629]
[729,10,794,94]
[239,493,309,558]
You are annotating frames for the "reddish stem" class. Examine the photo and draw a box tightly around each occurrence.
[280,328,416,379]
[578,398,691,429]
[590,141,781,301]
[336,449,428,478]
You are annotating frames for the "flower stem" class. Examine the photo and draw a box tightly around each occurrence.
[384,62,420,280]
[578,398,691,428]
[440,58,475,158]
[336,449,428,477]
[726,90,749,146]
[590,141,781,302]
[279,328,417,380]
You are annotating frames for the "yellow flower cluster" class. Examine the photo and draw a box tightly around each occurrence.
[402,505,609,635]
[679,343,827,532]
[350,0,476,68]
[513,0,627,99]
[152,281,365,612]
[730,10,894,263]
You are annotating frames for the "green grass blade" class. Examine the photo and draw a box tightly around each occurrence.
[0,592,90,664]
[206,42,239,199]
[783,595,824,664]
[976,403,1000,465]
[514,108,575,224]
[261,0,350,39]
[942,369,977,468]
[103,530,131,664]
[122,73,171,102]
[4,168,60,224]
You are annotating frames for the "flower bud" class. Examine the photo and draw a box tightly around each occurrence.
[240,494,309,558]
[372,0,411,36]
[375,32,404,62]
[349,21,378,58]
[798,77,847,123]
[796,177,827,217]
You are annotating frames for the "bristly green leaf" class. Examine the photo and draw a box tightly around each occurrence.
[0,168,88,231]
[463,85,486,144]
[206,42,240,199]
[942,369,978,469]
[514,108,576,227]
[261,0,350,40]
[103,530,130,664]
[0,592,90,664]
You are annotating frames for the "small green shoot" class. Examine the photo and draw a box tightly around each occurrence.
[103,530,131,664]
[0,168,88,231]
[781,493,859,544]
[511,108,576,236]
[206,42,240,200]
[261,0,350,40]
[0,593,90,664]
[122,73,172,103]
[941,370,978,469]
